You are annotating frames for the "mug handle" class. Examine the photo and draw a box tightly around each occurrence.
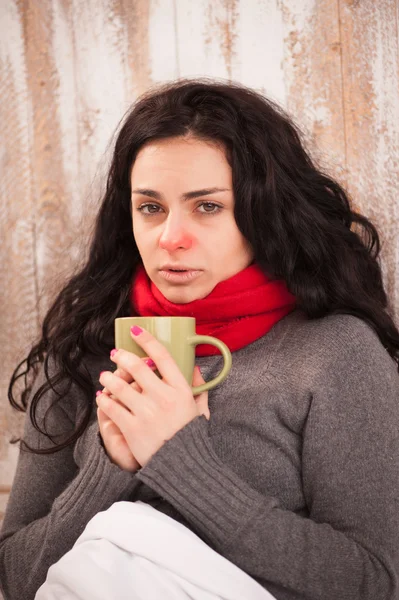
[187,335,232,395]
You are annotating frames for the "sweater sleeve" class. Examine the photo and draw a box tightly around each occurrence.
[0,362,137,600]
[136,320,399,600]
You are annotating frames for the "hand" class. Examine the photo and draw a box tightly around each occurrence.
[97,365,208,472]
[97,360,155,472]
[97,405,140,472]
[96,327,210,468]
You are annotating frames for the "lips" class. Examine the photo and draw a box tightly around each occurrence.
[158,269,203,283]
[160,265,198,271]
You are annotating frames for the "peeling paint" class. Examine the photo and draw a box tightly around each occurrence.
[280,0,346,180]
[338,0,399,316]
[17,0,74,319]
[117,0,152,96]
[219,0,239,78]
[0,0,38,470]
[205,0,239,79]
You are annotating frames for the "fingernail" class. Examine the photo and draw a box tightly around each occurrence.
[96,391,102,397]
[144,358,156,368]
[196,366,202,374]
[99,371,106,377]
[110,349,118,358]
[130,326,143,336]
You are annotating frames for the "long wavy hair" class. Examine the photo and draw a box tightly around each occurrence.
[9,78,399,454]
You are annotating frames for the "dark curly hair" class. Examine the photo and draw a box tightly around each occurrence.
[9,77,399,454]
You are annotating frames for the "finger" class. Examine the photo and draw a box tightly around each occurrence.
[97,380,142,413]
[113,358,157,379]
[98,372,145,416]
[109,349,167,396]
[97,407,121,434]
[96,391,135,438]
[97,406,110,426]
[113,366,134,382]
[97,407,113,439]
[101,359,156,395]
[100,367,131,396]
[113,327,187,389]
[97,407,126,444]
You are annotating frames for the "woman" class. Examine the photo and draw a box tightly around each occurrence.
[1,78,399,600]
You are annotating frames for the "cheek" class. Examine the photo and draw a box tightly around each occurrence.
[133,224,149,249]
[215,222,244,248]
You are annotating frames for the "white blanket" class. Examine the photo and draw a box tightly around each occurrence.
[35,501,276,600]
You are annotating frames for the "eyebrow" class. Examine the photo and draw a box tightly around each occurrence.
[131,187,230,201]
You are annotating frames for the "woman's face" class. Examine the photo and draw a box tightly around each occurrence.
[131,137,254,304]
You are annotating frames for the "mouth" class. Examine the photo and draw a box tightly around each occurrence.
[158,268,203,284]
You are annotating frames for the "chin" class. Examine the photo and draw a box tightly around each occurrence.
[160,284,210,304]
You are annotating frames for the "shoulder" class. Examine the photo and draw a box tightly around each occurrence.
[272,310,398,388]
[285,309,391,358]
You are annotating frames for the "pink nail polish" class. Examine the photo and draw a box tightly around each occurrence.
[110,349,118,358]
[96,391,101,397]
[144,358,156,368]
[130,325,143,336]
[99,371,106,376]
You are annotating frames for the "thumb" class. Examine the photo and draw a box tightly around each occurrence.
[192,366,210,420]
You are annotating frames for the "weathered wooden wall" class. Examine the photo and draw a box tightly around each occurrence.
[1,0,398,526]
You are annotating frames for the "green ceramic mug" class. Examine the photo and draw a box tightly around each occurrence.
[114,316,232,396]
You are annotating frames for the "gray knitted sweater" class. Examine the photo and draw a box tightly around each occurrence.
[1,310,399,600]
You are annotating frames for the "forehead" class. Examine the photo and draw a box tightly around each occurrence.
[130,137,232,185]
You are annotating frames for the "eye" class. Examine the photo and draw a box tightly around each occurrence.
[197,202,222,214]
[136,203,162,215]
[136,202,222,216]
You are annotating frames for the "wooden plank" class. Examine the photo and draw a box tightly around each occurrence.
[280,0,346,178]
[50,0,80,232]
[232,0,285,101]
[0,1,38,475]
[174,0,286,102]
[17,0,77,318]
[174,0,236,79]
[147,0,179,82]
[118,0,152,96]
[338,0,399,320]
[64,0,133,214]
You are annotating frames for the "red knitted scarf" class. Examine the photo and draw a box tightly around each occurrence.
[131,263,296,356]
